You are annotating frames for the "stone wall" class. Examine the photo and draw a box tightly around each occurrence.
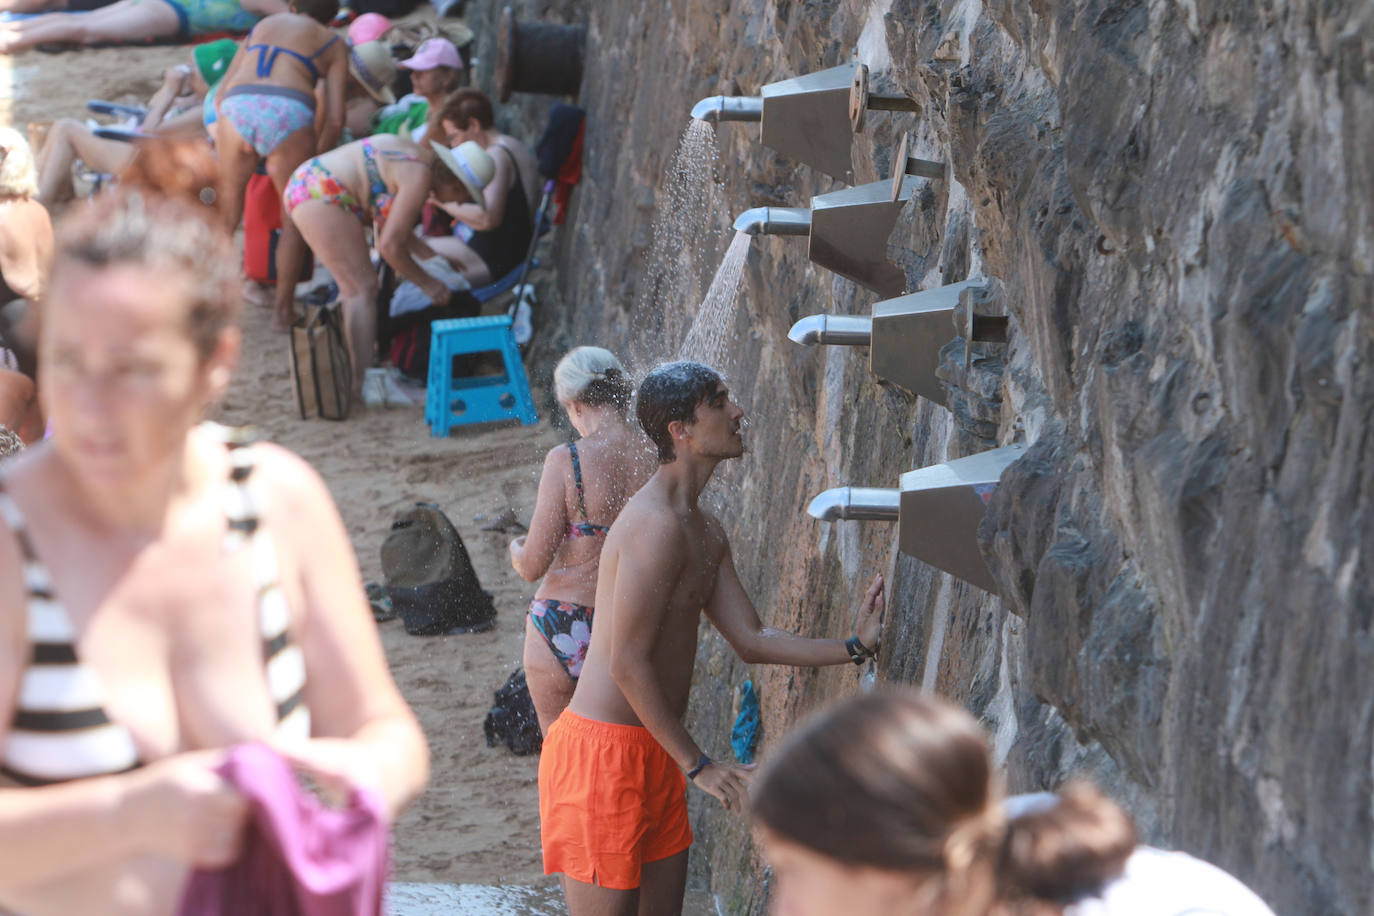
[462,1,1372,913]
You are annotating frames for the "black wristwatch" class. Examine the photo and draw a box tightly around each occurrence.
[845,635,876,665]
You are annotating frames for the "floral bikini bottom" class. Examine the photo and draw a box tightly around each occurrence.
[529,598,594,680]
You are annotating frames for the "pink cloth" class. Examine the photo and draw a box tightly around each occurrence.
[177,743,390,916]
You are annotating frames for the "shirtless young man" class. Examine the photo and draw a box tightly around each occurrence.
[539,360,885,916]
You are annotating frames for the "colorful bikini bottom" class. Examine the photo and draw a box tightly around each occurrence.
[221,85,315,158]
[284,157,368,224]
[529,598,593,680]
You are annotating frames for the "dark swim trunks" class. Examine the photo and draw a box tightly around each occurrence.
[528,598,593,679]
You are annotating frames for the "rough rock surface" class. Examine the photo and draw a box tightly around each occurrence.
[463,1,1371,913]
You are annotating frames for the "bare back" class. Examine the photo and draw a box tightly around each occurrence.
[495,135,540,215]
[532,424,654,607]
[313,134,422,208]
[566,475,728,726]
[0,198,54,303]
[221,13,344,98]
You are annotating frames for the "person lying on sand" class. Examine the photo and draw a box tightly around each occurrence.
[539,360,885,916]
[0,0,282,54]
[214,0,346,331]
[35,39,236,205]
[0,0,115,17]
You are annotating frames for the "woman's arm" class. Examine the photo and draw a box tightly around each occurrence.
[140,65,190,132]
[315,45,347,155]
[149,105,214,139]
[509,445,571,581]
[261,445,429,819]
[376,162,448,304]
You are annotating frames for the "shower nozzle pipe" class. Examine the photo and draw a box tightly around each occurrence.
[690,95,765,123]
[807,487,901,522]
[732,206,812,237]
[788,314,874,347]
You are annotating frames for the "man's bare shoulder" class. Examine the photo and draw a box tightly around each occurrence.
[606,486,685,553]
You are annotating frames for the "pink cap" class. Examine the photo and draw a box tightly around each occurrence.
[347,12,391,46]
[397,37,462,71]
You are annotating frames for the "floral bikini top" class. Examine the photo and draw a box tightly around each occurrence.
[0,427,311,786]
[565,441,611,539]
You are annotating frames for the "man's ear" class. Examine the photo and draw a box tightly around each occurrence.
[666,417,691,446]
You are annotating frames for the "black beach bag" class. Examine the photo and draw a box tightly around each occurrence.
[381,502,495,635]
[483,668,542,756]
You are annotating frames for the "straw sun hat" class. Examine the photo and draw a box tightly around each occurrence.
[349,41,398,105]
[430,140,493,212]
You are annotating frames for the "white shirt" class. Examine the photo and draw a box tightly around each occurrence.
[1065,847,1276,916]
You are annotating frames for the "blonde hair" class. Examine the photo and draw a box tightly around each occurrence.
[0,127,38,198]
[553,346,632,410]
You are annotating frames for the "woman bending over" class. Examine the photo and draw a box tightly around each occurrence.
[283,133,491,397]
[214,0,346,332]
[509,348,655,731]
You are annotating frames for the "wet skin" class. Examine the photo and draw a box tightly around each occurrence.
[557,378,884,914]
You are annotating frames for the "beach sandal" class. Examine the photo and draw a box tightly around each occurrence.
[365,581,396,622]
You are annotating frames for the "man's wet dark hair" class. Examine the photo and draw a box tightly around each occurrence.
[636,360,722,464]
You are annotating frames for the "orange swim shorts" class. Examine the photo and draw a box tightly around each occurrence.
[538,710,694,890]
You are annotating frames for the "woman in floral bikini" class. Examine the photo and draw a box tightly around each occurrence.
[509,347,656,732]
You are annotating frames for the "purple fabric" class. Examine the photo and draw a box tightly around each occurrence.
[177,743,390,916]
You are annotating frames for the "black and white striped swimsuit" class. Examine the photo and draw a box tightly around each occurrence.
[0,429,310,787]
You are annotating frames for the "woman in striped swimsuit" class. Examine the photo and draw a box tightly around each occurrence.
[509,348,656,733]
[0,140,427,916]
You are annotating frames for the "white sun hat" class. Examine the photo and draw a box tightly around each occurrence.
[430,139,493,213]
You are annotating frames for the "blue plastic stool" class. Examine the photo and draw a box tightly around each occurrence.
[425,315,538,435]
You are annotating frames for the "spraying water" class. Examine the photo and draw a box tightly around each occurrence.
[631,120,725,369]
[678,229,752,369]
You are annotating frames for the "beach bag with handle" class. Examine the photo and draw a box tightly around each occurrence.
[289,305,352,421]
[381,502,496,636]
